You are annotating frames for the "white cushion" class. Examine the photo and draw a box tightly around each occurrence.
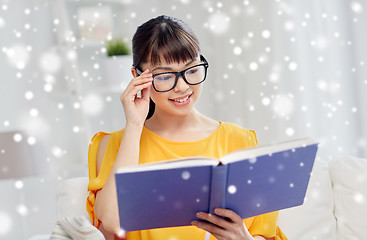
[56,177,90,220]
[329,156,367,240]
[277,158,337,240]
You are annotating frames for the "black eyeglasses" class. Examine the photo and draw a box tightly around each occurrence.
[136,55,209,92]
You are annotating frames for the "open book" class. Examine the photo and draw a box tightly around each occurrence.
[115,138,318,232]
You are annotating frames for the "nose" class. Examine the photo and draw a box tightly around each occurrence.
[173,75,189,92]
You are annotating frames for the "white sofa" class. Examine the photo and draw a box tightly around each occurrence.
[277,156,367,240]
[54,156,367,240]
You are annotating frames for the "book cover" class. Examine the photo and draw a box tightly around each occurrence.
[115,138,318,232]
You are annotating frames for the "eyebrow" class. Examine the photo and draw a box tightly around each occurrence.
[151,58,198,72]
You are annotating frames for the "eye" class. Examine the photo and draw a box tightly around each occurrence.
[186,67,198,75]
[155,74,174,81]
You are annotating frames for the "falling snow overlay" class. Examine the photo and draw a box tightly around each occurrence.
[1,0,367,239]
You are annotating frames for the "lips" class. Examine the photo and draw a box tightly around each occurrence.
[170,93,192,102]
[169,93,193,105]
[173,95,189,103]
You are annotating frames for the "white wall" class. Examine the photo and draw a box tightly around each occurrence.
[1,0,366,239]
[0,1,88,239]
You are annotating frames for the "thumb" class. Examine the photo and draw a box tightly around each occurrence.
[141,83,151,100]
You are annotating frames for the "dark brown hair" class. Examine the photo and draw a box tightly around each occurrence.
[132,15,201,119]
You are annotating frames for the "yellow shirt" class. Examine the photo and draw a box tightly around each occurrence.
[87,122,287,240]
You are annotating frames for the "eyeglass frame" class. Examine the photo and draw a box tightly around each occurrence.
[135,55,209,92]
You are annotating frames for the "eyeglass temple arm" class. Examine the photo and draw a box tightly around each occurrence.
[135,67,143,76]
[200,55,209,65]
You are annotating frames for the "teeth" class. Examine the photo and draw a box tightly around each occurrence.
[174,95,189,103]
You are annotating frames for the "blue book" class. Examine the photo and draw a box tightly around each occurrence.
[115,138,318,232]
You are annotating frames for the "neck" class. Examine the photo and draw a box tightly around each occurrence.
[145,108,201,132]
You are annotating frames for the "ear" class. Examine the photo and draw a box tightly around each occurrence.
[131,68,139,78]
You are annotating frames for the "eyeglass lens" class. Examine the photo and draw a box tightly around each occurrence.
[153,65,207,92]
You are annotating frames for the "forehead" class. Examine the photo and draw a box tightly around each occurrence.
[143,54,200,69]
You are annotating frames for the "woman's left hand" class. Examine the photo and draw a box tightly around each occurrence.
[191,208,255,240]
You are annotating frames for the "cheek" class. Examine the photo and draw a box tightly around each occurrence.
[149,87,154,98]
[192,85,202,98]
[149,88,157,103]
[149,89,166,104]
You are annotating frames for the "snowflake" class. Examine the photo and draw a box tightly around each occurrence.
[288,62,298,71]
[27,137,36,145]
[24,91,34,100]
[228,185,237,194]
[17,204,29,216]
[286,127,295,136]
[181,171,191,180]
[272,94,294,118]
[233,46,242,55]
[351,2,363,13]
[207,13,230,35]
[249,62,258,71]
[262,30,271,39]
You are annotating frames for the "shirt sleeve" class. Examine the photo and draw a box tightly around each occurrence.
[223,123,258,153]
[86,131,118,227]
[248,211,279,238]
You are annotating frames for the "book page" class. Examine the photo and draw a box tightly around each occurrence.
[220,138,318,165]
[117,157,219,174]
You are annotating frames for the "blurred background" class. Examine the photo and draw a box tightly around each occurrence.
[0,0,366,239]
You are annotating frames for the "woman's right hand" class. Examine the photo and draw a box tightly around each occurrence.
[120,69,153,127]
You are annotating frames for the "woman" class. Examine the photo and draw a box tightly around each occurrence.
[87,15,287,240]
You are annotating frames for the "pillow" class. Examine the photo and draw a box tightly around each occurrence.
[277,158,337,240]
[56,177,90,220]
[329,156,367,240]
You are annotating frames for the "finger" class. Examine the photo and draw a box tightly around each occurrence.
[127,70,152,85]
[191,220,225,239]
[137,69,151,77]
[214,208,243,223]
[124,77,152,95]
[214,209,253,238]
[121,82,152,103]
[129,82,152,98]
[140,83,151,101]
[130,75,153,87]
[196,212,232,230]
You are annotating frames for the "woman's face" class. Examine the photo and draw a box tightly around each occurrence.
[140,55,203,117]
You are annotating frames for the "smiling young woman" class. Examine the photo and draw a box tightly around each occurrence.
[86,15,288,240]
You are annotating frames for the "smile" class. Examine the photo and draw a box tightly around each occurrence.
[170,93,193,105]
[174,95,190,103]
